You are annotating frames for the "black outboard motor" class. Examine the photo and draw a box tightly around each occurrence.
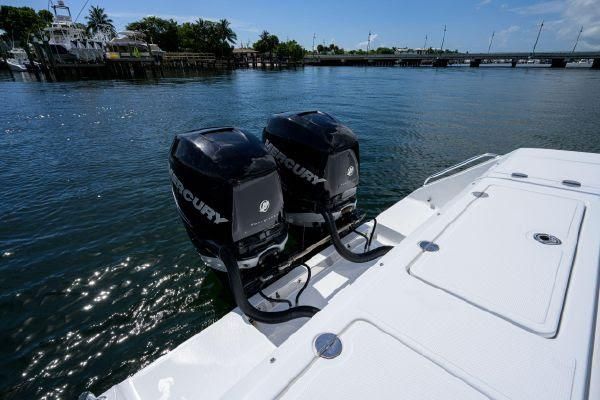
[169,127,319,323]
[264,111,392,263]
[263,111,360,226]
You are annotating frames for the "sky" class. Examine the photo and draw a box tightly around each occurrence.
[5,0,600,51]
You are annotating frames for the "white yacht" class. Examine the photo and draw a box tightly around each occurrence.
[43,0,105,63]
[83,113,600,400]
[105,31,152,61]
[5,48,29,72]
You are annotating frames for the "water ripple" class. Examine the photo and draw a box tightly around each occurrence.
[1,66,599,399]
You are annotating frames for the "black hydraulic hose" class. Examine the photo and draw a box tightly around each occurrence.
[219,247,320,324]
[321,210,393,263]
[259,280,292,309]
[352,229,370,252]
[295,264,311,306]
[367,218,378,251]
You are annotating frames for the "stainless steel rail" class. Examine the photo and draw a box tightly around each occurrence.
[423,153,498,186]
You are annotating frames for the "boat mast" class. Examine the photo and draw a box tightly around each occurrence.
[571,26,583,53]
[74,0,90,23]
[440,25,446,51]
[488,31,495,54]
[532,20,544,56]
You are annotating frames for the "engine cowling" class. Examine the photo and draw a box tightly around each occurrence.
[169,127,287,271]
[263,111,360,226]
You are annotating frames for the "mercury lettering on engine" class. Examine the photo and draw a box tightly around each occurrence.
[264,139,327,185]
[169,168,229,224]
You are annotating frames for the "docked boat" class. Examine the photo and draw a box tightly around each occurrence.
[5,48,29,72]
[105,31,153,61]
[85,111,600,400]
[42,0,106,63]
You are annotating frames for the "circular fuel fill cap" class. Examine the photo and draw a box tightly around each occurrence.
[314,333,342,359]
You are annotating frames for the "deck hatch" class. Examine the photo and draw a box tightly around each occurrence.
[410,184,584,337]
[494,152,600,190]
[281,321,487,399]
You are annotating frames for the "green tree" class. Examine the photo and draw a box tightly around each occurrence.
[253,30,279,58]
[375,47,394,54]
[0,6,51,47]
[86,5,116,37]
[216,19,236,56]
[38,9,53,25]
[178,22,197,51]
[126,16,179,51]
[329,43,344,54]
[275,40,305,61]
[316,43,343,55]
[177,18,237,56]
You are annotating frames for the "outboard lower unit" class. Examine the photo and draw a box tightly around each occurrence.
[169,127,319,323]
[264,111,392,263]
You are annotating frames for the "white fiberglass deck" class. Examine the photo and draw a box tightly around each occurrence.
[101,148,600,400]
[410,184,584,337]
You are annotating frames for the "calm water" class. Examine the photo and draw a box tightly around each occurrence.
[1,66,599,399]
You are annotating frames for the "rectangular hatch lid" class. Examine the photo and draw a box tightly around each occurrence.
[410,184,584,337]
[492,148,600,191]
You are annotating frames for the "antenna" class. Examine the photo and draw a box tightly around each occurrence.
[312,33,316,54]
[488,31,495,54]
[572,26,583,53]
[532,20,544,56]
[367,30,371,54]
[424,34,428,49]
[440,25,446,51]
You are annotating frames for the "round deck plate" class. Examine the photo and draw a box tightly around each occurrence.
[419,241,440,252]
[533,233,562,245]
[314,333,342,359]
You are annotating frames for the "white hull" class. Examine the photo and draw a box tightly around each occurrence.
[98,148,600,400]
[6,60,27,72]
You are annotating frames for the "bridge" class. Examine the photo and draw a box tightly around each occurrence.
[304,52,600,68]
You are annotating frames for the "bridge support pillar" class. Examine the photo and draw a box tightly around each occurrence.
[511,59,518,68]
[551,58,567,68]
[402,59,421,67]
[469,59,482,68]
[592,59,600,69]
[433,58,449,68]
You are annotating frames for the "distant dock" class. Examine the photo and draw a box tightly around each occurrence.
[28,44,302,82]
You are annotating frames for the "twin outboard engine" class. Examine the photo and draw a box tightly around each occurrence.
[169,113,392,324]
[169,127,319,323]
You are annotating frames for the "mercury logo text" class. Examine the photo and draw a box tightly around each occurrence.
[264,139,327,185]
[170,168,229,224]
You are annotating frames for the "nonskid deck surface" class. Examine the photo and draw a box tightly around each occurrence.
[101,149,600,400]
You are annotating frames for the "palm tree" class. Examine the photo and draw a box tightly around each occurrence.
[254,30,279,59]
[86,6,116,37]
[215,19,236,57]
[217,19,237,46]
